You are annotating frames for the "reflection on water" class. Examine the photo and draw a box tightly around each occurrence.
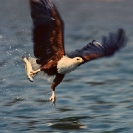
[0,0,133,133]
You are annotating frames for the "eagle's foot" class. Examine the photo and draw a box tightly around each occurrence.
[30,69,41,75]
[30,70,36,75]
[49,91,56,104]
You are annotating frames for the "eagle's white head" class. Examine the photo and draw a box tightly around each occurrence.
[57,56,84,74]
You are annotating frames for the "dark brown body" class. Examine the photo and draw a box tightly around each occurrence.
[40,59,65,91]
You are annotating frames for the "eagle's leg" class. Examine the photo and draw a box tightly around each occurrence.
[49,73,65,104]
[30,60,53,75]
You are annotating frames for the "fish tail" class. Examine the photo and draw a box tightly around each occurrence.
[22,56,28,63]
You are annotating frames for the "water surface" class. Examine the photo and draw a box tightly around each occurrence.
[0,0,133,132]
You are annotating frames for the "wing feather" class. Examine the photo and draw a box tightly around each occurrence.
[67,29,127,64]
[29,0,64,65]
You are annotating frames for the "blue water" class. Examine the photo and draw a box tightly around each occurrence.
[0,0,133,132]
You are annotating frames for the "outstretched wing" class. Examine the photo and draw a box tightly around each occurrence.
[29,0,64,65]
[67,29,127,64]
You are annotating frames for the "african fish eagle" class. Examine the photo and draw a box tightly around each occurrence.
[24,0,127,104]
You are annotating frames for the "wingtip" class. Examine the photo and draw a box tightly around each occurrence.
[117,28,125,38]
[117,28,128,47]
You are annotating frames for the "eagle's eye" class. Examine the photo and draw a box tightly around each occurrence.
[76,58,83,63]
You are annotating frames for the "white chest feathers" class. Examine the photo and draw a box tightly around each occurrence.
[57,56,83,74]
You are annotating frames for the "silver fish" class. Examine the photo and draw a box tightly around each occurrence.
[22,57,34,82]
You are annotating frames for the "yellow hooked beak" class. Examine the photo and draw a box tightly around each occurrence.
[77,58,84,63]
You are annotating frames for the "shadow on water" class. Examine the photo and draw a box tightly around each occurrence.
[8,116,88,132]
[49,116,88,130]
